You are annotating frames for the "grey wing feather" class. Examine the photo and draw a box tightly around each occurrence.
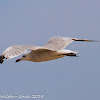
[2,45,40,59]
[43,36,74,51]
[43,36,95,51]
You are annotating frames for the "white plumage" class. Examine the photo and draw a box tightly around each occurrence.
[0,36,96,64]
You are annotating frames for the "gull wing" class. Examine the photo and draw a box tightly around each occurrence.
[1,45,40,60]
[43,36,94,51]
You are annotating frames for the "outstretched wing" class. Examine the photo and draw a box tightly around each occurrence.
[43,36,94,51]
[1,45,40,60]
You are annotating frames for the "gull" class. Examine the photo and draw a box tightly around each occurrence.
[0,36,98,64]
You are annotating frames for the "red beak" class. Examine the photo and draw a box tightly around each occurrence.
[15,59,21,63]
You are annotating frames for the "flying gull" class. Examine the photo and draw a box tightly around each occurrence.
[0,36,98,64]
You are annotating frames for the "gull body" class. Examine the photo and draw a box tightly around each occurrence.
[0,36,97,64]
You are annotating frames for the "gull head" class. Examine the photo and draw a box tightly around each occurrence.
[15,53,29,63]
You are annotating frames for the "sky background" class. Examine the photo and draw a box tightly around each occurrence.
[0,0,100,100]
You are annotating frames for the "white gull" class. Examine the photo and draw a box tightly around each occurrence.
[0,36,97,64]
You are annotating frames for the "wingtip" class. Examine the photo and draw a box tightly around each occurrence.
[92,40,100,42]
[0,62,3,64]
[0,55,5,64]
[72,38,100,42]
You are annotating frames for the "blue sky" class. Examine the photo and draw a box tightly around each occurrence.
[0,0,100,100]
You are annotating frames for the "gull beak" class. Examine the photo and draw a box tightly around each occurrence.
[15,59,21,63]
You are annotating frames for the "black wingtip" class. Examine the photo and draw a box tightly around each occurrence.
[72,39,100,42]
[62,53,79,57]
[0,55,4,64]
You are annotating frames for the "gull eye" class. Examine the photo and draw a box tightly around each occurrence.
[23,55,26,57]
